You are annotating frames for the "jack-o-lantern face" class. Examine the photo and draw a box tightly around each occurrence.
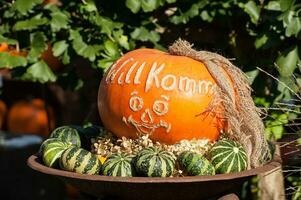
[122,91,171,135]
[98,48,226,144]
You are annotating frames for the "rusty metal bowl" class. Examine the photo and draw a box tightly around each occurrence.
[27,155,281,200]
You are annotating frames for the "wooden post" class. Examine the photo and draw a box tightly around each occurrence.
[258,145,285,200]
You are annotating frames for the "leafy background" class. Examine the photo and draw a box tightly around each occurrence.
[0,0,301,199]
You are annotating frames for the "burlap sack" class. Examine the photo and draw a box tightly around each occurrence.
[169,39,270,168]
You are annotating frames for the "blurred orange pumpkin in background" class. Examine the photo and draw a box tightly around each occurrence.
[41,44,64,72]
[0,100,7,129]
[0,43,9,52]
[43,0,61,6]
[7,98,55,137]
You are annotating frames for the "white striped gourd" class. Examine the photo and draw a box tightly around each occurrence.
[134,147,176,177]
[59,147,101,175]
[49,126,81,147]
[42,138,71,167]
[102,153,135,177]
[209,139,247,174]
[178,151,215,176]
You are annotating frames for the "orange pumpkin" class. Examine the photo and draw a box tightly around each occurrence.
[0,100,7,129]
[0,43,9,52]
[7,99,55,137]
[41,44,64,72]
[43,0,61,5]
[98,49,228,144]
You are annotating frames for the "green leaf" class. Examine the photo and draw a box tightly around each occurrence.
[50,10,70,32]
[280,0,294,11]
[0,35,17,45]
[141,0,159,12]
[245,69,259,84]
[62,49,70,64]
[270,123,283,140]
[23,61,57,83]
[282,10,294,27]
[69,30,102,61]
[97,58,115,71]
[28,32,47,62]
[117,35,130,50]
[82,0,98,12]
[255,34,269,49]
[265,1,281,11]
[13,14,48,31]
[14,0,43,15]
[276,46,299,77]
[285,17,301,37]
[0,52,27,69]
[277,76,298,100]
[254,97,270,108]
[90,15,123,38]
[130,27,160,43]
[200,10,213,22]
[103,40,119,57]
[241,1,260,24]
[170,1,208,24]
[126,0,141,13]
[53,40,69,57]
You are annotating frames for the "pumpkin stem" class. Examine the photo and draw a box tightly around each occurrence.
[169,39,270,168]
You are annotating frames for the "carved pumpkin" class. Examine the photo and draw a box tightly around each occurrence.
[98,48,231,144]
[7,99,55,137]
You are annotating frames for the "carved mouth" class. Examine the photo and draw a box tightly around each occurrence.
[122,115,171,135]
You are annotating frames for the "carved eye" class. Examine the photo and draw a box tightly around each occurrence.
[153,100,168,116]
[129,96,143,112]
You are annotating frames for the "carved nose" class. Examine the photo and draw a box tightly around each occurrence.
[141,108,154,123]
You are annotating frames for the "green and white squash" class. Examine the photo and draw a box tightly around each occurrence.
[134,147,176,177]
[178,151,215,176]
[42,138,71,167]
[59,147,101,175]
[49,126,81,147]
[39,138,61,156]
[209,139,247,174]
[102,153,135,177]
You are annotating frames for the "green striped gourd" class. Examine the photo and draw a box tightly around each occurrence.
[59,147,101,175]
[102,153,135,177]
[42,138,71,167]
[209,139,247,174]
[178,151,215,176]
[134,147,176,177]
[38,138,61,156]
[49,126,81,147]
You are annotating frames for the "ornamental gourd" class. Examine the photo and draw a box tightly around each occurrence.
[49,126,81,147]
[134,147,176,177]
[209,139,248,174]
[98,48,231,144]
[60,147,101,175]
[178,151,215,176]
[102,153,135,177]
